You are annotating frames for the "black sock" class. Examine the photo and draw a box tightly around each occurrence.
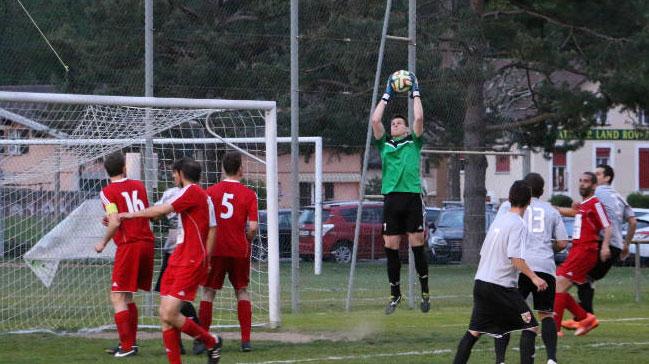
[180,301,199,324]
[577,282,595,314]
[519,329,537,364]
[411,245,429,294]
[494,333,510,363]
[385,247,401,297]
[453,331,479,364]
[541,317,557,362]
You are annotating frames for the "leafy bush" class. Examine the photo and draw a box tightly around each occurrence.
[549,194,573,208]
[627,192,649,208]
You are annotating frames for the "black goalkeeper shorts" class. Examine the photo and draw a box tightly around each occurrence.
[383,192,424,235]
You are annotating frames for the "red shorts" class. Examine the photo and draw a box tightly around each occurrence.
[160,264,208,301]
[111,241,154,293]
[557,245,599,284]
[204,256,251,290]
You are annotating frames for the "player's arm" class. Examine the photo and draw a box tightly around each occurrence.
[371,100,387,140]
[206,197,217,256]
[246,196,260,242]
[600,225,613,261]
[410,73,423,137]
[120,203,174,220]
[622,215,637,260]
[555,206,577,217]
[553,239,569,252]
[95,211,120,253]
[247,221,259,242]
[511,258,548,291]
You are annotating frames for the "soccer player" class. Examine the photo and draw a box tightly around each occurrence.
[95,152,154,358]
[371,72,430,314]
[119,157,222,364]
[553,172,612,337]
[153,186,200,355]
[453,180,548,364]
[196,151,258,353]
[561,165,637,330]
[494,173,569,364]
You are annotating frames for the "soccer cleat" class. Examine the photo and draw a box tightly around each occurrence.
[240,341,252,352]
[574,313,599,336]
[206,336,223,364]
[385,295,402,315]
[105,345,138,355]
[193,339,207,355]
[557,330,564,337]
[561,319,579,330]
[547,360,558,364]
[420,293,430,313]
[113,347,137,358]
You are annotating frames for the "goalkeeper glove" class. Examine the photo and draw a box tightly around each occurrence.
[382,75,395,103]
[409,72,420,98]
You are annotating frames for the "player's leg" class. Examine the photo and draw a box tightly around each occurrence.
[383,194,405,314]
[108,245,139,357]
[111,292,135,356]
[530,272,558,363]
[406,194,429,312]
[195,256,226,354]
[453,330,481,364]
[519,328,538,364]
[577,245,620,315]
[539,311,558,363]
[232,257,253,352]
[494,333,510,364]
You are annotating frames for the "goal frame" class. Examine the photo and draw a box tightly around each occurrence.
[0,91,281,328]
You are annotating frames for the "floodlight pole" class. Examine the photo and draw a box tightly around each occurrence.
[143,0,155,317]
[290,0,300,313]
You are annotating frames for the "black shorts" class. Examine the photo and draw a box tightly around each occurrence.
[518,272,556,312]
[469,280,538,337]
[383,192,424,235]
[587,242,621,281]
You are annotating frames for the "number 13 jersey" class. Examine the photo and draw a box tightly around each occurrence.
[207,179,259,258]
[100,178,154,246]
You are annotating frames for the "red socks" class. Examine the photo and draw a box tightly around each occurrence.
[199,300,213,331]
[114,310,132,351]
[162,328,182,364]
[555,292,588,330]
[181,318,216,349]
[128,303,138,345]
[238,300,252,343]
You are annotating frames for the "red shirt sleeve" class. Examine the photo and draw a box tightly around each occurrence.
[593,201,610,229]
[99,188,114,209]
[171,185,198,213]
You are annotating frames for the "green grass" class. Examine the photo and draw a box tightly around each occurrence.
[1,263,649,363]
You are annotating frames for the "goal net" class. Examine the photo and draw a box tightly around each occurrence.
[0,91,280,332]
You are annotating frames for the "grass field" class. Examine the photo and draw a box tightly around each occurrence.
[1,262,649,363]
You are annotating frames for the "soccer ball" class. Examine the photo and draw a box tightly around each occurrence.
[390,70,412,93]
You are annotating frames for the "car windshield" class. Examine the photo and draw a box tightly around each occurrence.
[426,209,441,226]
[299,208,331,224]
[437,210,463,228]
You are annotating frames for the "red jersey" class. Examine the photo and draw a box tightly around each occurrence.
[168,184,216,268]
[100,178,154,246]
[572,196,610,248]
[207,180,258,258]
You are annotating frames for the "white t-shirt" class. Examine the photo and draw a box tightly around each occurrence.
[475,211,527,288]
[498,198,569,275]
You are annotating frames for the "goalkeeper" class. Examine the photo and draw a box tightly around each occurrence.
[371,72,429,314]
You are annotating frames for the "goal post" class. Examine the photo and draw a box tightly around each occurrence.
[0,91,280,331]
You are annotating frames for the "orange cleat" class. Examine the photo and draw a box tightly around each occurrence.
[557,330,564,337]
[561,319,579,330]
[575,313,600,336]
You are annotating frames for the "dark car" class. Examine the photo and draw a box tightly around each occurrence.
[254,209,293,261]
[427,208,496,264]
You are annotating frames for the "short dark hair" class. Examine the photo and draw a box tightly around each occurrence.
[103,152,125,177]
[596,164,615,183]
[172,157,201,183]
[509,180,532,208]
[583,171,597,184]
[391,114,408,127]
[223,151,242,176]
[523,173,544,198]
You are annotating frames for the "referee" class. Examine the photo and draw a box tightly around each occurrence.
[371,72,429,314]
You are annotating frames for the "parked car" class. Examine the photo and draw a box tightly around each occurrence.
[553,216,574,265]
[254,209,293,261]
[425,207,441,228]
[427,207,496,264]
[625,215,649,266]
[299,201,392,263]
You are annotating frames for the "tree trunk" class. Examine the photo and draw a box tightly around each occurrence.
[447,155,461,201]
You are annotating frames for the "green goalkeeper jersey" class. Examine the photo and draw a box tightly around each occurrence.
[372,133,422,194]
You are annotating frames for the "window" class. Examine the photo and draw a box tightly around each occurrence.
[552,151,568,192]
[640,148,649,190]
[1,129,29,156]
[324,183,334,201]
[595,147,611,167]
[595,110,609,126]
[495,155,510,173]
[638,108,649,126]
[299,182,312,207]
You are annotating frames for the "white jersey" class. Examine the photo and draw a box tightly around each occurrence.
[497,199,569,276]
[475,211,527,288]
[595,185,635,249]
[155,187,181,252]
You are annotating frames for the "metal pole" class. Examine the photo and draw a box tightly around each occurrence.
[346,0,393,312]
[290,0,300,313]
[406,0,417,310]
[635,241,642,303]
[143,0,155,317]
[314,138,323,275]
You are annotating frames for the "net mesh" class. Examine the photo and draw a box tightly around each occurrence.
[0,98,272,332]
